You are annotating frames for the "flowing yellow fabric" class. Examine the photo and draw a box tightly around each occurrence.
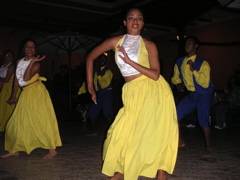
[102,75,179,180]
[102,35,178,179]
[0,75,21,132]
[5,74,62,154]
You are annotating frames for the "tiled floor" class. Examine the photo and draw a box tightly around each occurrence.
[0,118,240,180]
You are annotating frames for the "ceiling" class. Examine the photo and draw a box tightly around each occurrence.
[1,0,240,39]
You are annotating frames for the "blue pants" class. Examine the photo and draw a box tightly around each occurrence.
[87,89,113,119]
[177,90,214,127]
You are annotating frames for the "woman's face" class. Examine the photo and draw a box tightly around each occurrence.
[23,41,36,58]
[124,9,144,35]
[4,52,13,64]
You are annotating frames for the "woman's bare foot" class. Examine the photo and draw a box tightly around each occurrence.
[1,152,19,158]
[202,150,212,158]
[157,169,167,180]
[43,149,57,159]
[106,172,124,180]
[178,139,185,148]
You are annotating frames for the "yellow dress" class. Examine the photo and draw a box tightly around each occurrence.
[102,35,179,180]
[5,74,62,154]
[0,75,21,132]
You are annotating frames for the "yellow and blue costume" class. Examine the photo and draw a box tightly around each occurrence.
[172,55,214,127]
[87,65,113,119]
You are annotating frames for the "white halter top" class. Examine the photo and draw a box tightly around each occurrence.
[0,62,12,78]
[16,58,33,86]
[116,34,141,77]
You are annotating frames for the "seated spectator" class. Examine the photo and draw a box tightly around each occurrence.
[214,75,240,129]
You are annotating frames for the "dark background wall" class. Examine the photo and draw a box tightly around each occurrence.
[154,18,240,90]
[0,18,239,90]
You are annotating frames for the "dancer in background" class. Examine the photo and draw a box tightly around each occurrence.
[86,54,113,135]
[86,7,178,180]
[172,36,214,157]
[0,50,21,134]
[1,39,62,159]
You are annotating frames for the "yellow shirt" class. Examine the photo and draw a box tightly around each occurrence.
[94,66,113,91]
[78,82,87,95]
[78,66,113,95]
[171,55,211,91]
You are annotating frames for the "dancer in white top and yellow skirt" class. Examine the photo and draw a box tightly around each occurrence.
[1,39,62,159]
[0,50,21,133]
[86,7,179,180]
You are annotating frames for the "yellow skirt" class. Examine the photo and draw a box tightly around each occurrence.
[5,80,62,154]
[102,75,179,180]
[0,76,21,132]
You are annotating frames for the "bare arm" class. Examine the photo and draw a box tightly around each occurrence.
[7,61,20,105]
[24,55,46,81]
[118,40,160,81]
[86,37,119,103]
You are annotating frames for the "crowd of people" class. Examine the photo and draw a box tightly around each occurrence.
[0,6,239,180]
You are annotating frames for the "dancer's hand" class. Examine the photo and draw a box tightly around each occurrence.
[117,45,132,64]
[32,55,46,62]
[176,83,186,93]
[88,86,97,104]
[7,96,17,105]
